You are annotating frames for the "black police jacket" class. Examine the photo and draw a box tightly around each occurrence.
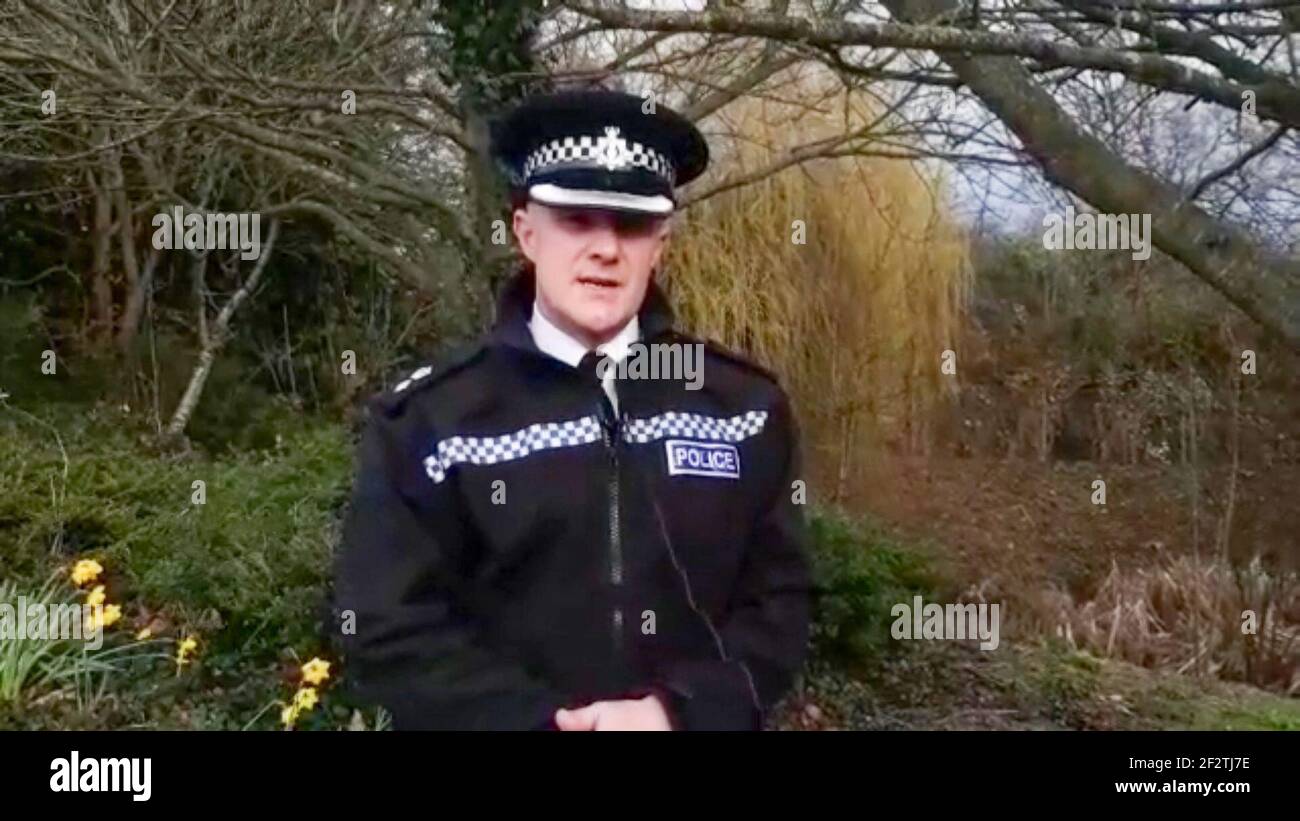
[335,268,811,730]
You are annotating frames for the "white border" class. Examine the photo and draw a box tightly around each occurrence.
[528,183,674,215]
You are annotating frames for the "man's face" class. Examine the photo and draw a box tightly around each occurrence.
[512,200,671,347]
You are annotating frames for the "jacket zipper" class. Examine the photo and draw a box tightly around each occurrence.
[601,406,624,655]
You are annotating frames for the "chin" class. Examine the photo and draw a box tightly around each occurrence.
[576,307,632,337]
[577,314,625,338]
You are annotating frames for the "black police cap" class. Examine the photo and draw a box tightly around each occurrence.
[490,90,709,215]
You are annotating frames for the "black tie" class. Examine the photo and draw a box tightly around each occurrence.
[578,350,617,431]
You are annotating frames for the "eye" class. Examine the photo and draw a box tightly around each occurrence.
[617,214,662,235]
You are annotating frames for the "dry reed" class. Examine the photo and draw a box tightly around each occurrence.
[664,73,971,498]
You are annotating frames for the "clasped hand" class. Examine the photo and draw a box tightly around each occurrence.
[554,693,672,731]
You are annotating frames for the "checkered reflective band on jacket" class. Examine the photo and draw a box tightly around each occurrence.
[423,410,769,484]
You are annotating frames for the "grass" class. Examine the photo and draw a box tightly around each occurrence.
[1,401,350,649]
[782,638,1300,731]
[0,398,355,729]
[0,575,153,709]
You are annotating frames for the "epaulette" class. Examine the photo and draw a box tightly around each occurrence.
[374,341,487,417]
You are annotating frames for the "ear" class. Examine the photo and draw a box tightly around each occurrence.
[657,212,674,242]
[512,204,536,263]
[650,218,672,271]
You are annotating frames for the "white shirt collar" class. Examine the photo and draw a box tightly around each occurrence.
[528,300,640,367]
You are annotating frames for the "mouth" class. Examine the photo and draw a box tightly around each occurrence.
[576,274,622,291]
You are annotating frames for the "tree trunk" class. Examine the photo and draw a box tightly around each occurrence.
[165,220,281,440]
[87,152,115,345]
[112,145,161,354]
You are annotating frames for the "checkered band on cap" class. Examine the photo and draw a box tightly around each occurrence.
[521,126,675,186]
[621,410,769,445]
[424,415,604,484]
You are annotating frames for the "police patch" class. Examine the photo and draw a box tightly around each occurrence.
[664,439,740,479]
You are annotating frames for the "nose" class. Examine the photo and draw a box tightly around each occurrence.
[586,214,621,261]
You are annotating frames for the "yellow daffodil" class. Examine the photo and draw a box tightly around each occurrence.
[301,657,331,686]
[293,687,319,712]
[84,603,121,632]
[86,585,106,608]
[280,703,300,729]
[70,559,103,587]
[176,635,199,668]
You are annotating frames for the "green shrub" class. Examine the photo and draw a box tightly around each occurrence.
[0,295,118,407]
[0,405,351,661]
[807,507,938,670]
[0,401,355,729]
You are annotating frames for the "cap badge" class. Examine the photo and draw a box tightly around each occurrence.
[596,126,631,172]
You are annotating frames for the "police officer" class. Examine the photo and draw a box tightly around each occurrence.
[335,88,811,730]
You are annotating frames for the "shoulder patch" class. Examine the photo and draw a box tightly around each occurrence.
[375,341,487,417]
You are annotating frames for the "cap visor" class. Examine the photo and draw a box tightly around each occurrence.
[528,183,674,215]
